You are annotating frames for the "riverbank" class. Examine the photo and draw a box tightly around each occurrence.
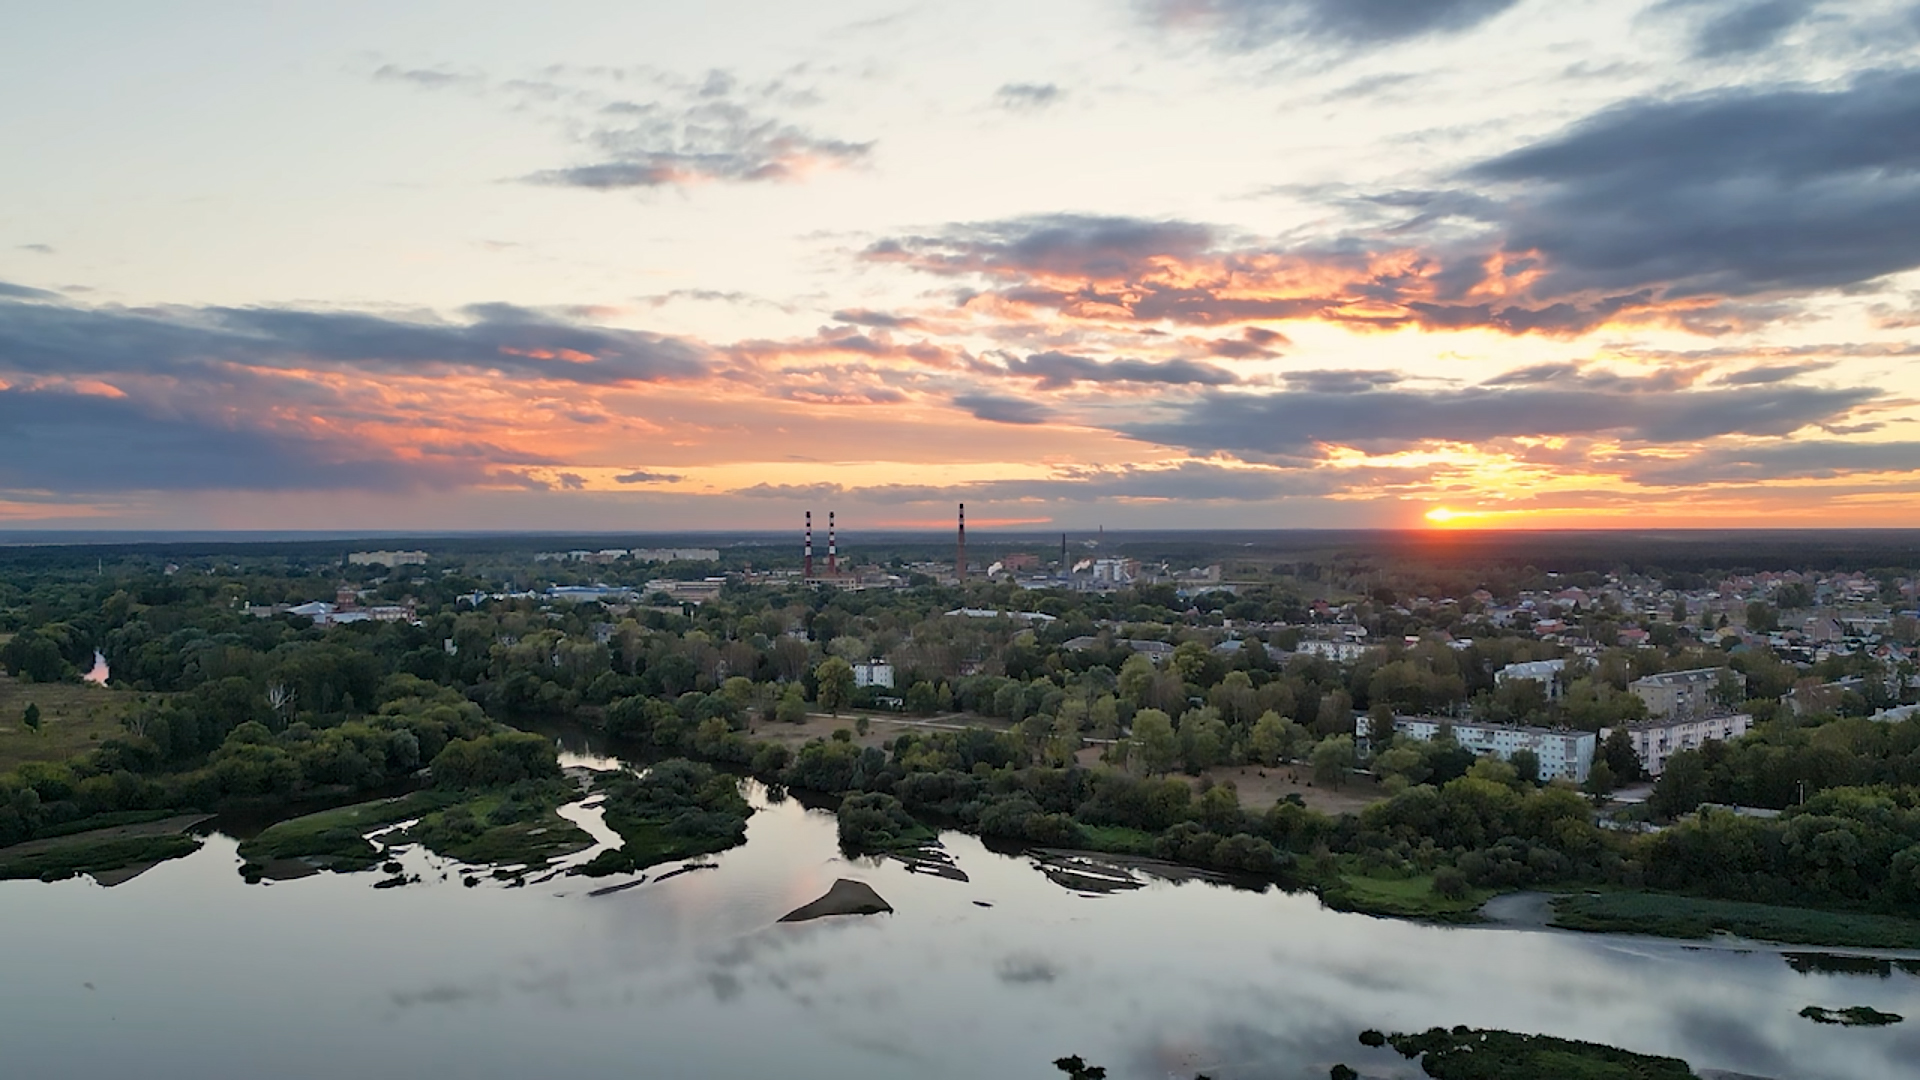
[1552,892,1920,951]
[0,812,211,883]
[1482,890,1920,956]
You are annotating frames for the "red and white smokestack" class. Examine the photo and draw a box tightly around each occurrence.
[828,511,838,575]
[804,511,814,579]
[957,502,967,582]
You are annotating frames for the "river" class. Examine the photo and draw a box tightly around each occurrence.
[0,739,1915,1079]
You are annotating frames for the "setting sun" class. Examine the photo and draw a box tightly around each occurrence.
[1426,506,1459,524]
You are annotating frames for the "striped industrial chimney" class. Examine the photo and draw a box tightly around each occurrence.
[957,503,967,582]
[804,511,813,580]
[828,511,838,575]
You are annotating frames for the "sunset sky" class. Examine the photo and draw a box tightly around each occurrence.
[3,0,1918,531]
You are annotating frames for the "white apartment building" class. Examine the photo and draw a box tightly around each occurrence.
[852,660,895,689]
[1359,715,1596,783]
[1601,713,1753,777]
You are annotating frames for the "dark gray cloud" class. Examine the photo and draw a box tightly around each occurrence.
[1004,350,1240,389]
[0,294,711,386]
[1150,0,1522,49]
[1621,439,1920,485]
[729,460,1422,504]
[376,63,867,190]
[614,470,683,484]
[529,97,870,188]
[0,388,498,494]
[371,64,484,90]
[1282,368,1404,393]
[867,214,1217,280]
[0,281,59,300]
[953,392,1053,424]
[994,83,1064,111]
[1464,68,1920,299]
[18,245,53,256]
[1716,360,1837,384]
[1124,378,1877,455]
[873,69,1920,337]
[1652,0,1828,58]
[829,309,925,329]
[1205,326,1289,358]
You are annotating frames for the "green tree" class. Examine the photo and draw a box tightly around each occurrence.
[22,702,41,735]
[815,657,855,716]
[1130,709,1179,776]
[1745,601,1778,633]
[1177,706,1228,772]
[776,684,809,724]
[1601,728,1642,782]
[1584,759,1617,800]
[1312,735,1356,789]
[1247,709,1295,765]
[1117,653,1155,707]
[1509,748,1541,786]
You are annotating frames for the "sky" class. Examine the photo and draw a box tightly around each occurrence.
[2,0,1918,533]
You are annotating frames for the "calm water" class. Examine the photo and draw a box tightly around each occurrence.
[2,742,1917,1079]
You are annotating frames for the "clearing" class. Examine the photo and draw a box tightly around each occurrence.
[0,675,158,774]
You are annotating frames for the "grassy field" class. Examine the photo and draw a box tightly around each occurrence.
[1323,870,1494,922]
[241,787,595,876]
[1079,824,1158,856]
[238,791,456,874]
[1552,891,1920,950]
[0,675,156,774]
[400,790,594,867]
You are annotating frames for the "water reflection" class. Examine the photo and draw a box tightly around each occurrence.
[82,649,109,685]
[1,742,1917,1080]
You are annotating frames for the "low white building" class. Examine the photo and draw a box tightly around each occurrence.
[631,548,721,563]
[1359,715,1595,783]
[347,550,428,567]
[1297,640,1370,663]
[1602,713,1753,777]
[852,660,894,689]
[1496,658,1567,701]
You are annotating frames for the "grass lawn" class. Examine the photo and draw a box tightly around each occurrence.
[0,675,158,774]
[238,790,456,873]
[401,790,594,867]
[1552,891,1920,950]
[1325,870,1494,921]
[1079,825,1158,856]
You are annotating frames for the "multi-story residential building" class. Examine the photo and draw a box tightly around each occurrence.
[1601,713,1753,777]
[1358,715,1596,783]
[1629,667,1743,719]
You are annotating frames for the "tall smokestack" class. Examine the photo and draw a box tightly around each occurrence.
[1061,532,1067,574]
[804,511,813,580]
[957,503,967,582]
[828,511,838,575]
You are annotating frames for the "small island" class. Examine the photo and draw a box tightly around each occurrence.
[1800,1005,1904,1027]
